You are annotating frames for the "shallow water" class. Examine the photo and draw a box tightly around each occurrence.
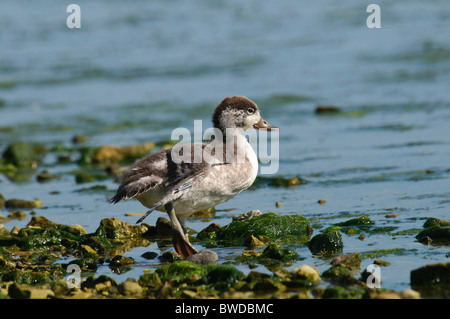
[1,0,450,293]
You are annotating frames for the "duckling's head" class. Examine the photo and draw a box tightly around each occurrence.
[212,96,278,132]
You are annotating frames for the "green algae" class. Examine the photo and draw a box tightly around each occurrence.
[155,260,244,291]
[308,227,343,256]
[215,212,313,245]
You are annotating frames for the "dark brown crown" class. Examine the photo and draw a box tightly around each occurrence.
[212,96,258,130]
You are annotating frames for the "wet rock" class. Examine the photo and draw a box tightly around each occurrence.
[95,217,151,239]
[0,193,5,209]
[27,216,55,228]
[411,262,450,287]
[81,275,118,291]
[36,169,61,183]
[7,210,27,220]
[331,253,361,270]
[8,283,54,299]
[139,272,162,289]
[79,142,155,164]
[206,265,245,291]
[336,215,375,227]
[416,225,450,243]
[109,255,135,268]
[400,289,421,299]
[374,259,390,267]
[260,243,298,263]
[0,214,11,224]
[291,265,321,282]
[1,141,44,169]
[160,251,181,262]
[185,249,218,265]
[308,227,343,255]
[315,105,341,114]
[155,217,173,236]
[252,277,286,294]
[119,279,143,296]
[217,212,313,245]
[72,134,89,145]
[5,198,42,209]
[254,176,308,188]
[423,218,450,228]
[322,285,365,299]
[363,289,402,299]
[0,224,9,236]
[197,223,221,240]
[243,234,265,249]
[233,210,262,222]
[141,251,158,259]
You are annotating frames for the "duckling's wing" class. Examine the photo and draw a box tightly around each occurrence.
[110,150,168,204]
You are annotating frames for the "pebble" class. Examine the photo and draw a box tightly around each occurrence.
[185,249,218,265]
[232,210,262,222]
[291,265,321,282]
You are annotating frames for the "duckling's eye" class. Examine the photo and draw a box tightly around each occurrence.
[247,108,255,114]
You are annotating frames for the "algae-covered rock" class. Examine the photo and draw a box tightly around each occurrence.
[216,212,313,245]
[411,262,450,287]
[119,279,143,296]
[253,176,308,188]
[79,142,155,164]
[308,227,343,255]
[109,255,135,268]
[95,218,151,239]
[336,215,375,227]
[0,193,5,209]
[8,283,55,299]
[232,210,262,222]
[416,226,450,243]
[5,198,42,209]
[1,141,44,169]
[155,260,244,291]
[260,243,298,262]
[423,218,450,228]
[331,253,361,270]
[291,265,321,282]
[197,223,221,241]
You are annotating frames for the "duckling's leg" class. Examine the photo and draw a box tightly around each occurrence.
[165,202,198,258]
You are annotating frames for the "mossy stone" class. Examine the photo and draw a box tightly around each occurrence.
[423,218,450,228]
[1,142,43,168]
[308,228,343,255]
[416,226,450,242]
[336,215,374,227]
[216,212,313,244]
[95,218,150,239]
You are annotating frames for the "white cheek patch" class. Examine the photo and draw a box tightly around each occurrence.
[243,112,261,129]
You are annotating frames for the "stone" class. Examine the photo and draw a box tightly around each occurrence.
[197,223,221,240]
[291,265,321,282]
[400,289,420,299]
[411,262,450,286]
[95,217,150,239]
[185,249,218,265]
[218,212,313,245]
[331,253,361,270]
[109,255,135,268]
[232,210,262,222]
[1,142,43,169]
[308,227,343,255]
[5,199,42,209]
[8,283,54,299]
[119,279,143,296]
